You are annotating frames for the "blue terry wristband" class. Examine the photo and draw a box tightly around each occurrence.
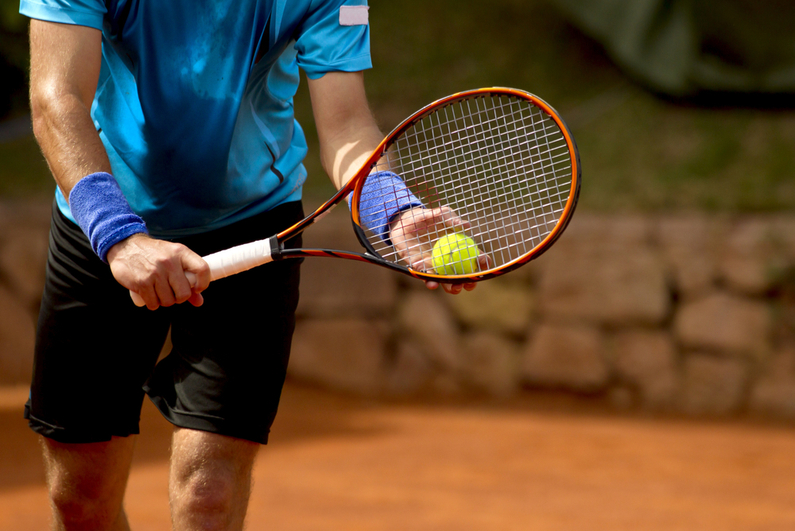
[69,172,149,263]
[349,171,423,242]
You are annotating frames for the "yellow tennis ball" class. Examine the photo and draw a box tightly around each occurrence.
[432,233,480,275]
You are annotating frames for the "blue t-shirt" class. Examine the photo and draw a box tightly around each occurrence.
[20,0,372,236]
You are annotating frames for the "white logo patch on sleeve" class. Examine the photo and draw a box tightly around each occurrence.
[339,5,369,26]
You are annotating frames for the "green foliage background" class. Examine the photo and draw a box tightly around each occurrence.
[1,0,794,213]
[0,0,28,113]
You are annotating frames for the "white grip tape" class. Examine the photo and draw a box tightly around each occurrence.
[203,239,274,281]
[129,239,274,307]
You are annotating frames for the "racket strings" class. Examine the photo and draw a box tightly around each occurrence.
[359,93,574,275]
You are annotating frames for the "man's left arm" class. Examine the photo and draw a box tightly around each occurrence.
[306,71,382,190]
[306,71,475,294]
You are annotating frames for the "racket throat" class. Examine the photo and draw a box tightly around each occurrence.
[268,235,284,261]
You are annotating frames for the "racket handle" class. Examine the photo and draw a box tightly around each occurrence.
[129,238,276,307]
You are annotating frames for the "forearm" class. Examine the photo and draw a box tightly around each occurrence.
[31,92,111,200]
[307,71,384,190]
[28,20,108,202]
[319,117,383,190]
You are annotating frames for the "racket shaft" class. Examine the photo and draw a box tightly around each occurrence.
[129,238,275,306]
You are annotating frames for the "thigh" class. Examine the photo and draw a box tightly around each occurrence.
[26,203,171,443]
[145,202,304,444]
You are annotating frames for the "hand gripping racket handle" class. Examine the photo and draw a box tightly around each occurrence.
[129,237,277,307]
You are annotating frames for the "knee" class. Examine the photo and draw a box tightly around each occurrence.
[169,431,259,529]
[172,467,244,531]
[177,470,237,515]
[49,492,95,528]
[48,478,122,529]
[40,437,134,530]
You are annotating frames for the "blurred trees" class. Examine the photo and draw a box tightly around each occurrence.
[0,0,28,119]
[547,0,795,101]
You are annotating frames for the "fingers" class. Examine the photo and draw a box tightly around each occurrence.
[442,283,464,294]
[395,205,483,295]
[433,206,470,231]
[134,267,194,310]
[423,280,467,294]
[109,235,210,310]
[407,206,470,233]
[187,291,205,308]
[477,254,492,271]
[412,257,433,273]
[182,251,211,292]
[148,254,209,309]
[391,205,469,239]
[149,270,187,307]
[390,205,476,274]
[424,280,440,290]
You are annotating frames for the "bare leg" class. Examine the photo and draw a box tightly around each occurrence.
[169,428,260,531]
[40,436,136,531]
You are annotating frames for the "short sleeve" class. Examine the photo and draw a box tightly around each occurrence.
[294,0,372,79]
[20,0,107,30]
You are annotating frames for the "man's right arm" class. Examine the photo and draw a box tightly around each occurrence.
[29,19,111,195]
[28,20,210,310]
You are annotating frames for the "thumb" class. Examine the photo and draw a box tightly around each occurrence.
[181,251,211,292]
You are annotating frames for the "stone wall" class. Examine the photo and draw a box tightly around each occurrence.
[0,201,50,385]
[3,200,795,419]
[291,208,795,418]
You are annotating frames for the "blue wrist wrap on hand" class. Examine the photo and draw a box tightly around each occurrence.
[349,171,423,241]
[69,172,149,263]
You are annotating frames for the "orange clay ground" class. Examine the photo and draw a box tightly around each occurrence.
[2,382,795,531]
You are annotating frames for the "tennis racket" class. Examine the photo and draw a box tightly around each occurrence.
[131,87,580,306]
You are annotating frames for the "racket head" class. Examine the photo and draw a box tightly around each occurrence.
[350,87,581,283]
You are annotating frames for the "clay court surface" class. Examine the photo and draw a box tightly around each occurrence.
[2,383,795,531]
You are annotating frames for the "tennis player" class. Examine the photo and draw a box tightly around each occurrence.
[20,1,475,530]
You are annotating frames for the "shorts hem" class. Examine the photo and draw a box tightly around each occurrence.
[25,403,137,444]
[147,395,271,445]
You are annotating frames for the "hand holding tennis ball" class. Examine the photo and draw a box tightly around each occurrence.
[432,233,481,275]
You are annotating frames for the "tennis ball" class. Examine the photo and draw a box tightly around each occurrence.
[432,233,480,275]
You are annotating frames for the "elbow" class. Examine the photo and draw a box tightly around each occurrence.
[29,95,50,143]
[29,85,57,143]
[29,85,82,143]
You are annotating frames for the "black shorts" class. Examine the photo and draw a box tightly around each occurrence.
[25,201,304,445]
